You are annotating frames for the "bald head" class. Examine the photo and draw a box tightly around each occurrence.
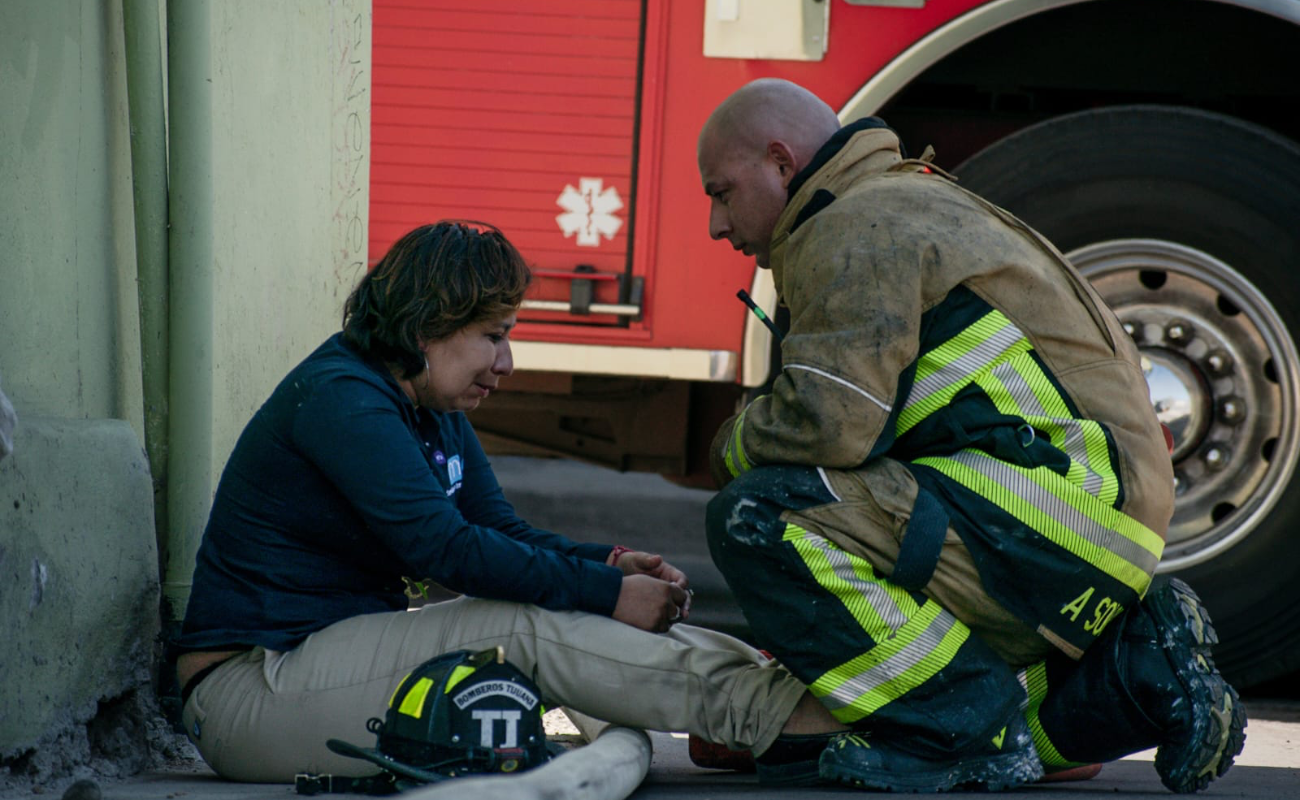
[696,80,841,269]
[698,79,840,166]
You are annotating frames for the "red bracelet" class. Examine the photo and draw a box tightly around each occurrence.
[608,545,634,566]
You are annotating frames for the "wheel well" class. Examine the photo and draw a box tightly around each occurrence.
[878,0,1300,168]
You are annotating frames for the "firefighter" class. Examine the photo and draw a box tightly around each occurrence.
[696,78,1246,792]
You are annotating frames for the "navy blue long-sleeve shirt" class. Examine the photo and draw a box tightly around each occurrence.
[178,334,622,651]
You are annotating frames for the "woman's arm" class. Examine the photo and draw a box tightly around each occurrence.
[454,421,613,561]
[291,375,622,615]
[457,420,691,593]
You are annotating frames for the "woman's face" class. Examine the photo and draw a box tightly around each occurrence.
[416,312,517,412]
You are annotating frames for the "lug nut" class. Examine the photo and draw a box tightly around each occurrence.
[1219,396,1245,423]
[1173,472,1186,494]
[1203,446,1230,471]
[1165,321,1193,345]
[1123,321,1139,340]
[1205,350,1233,375]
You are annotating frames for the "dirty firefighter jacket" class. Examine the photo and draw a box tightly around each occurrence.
[712,122,1175,658]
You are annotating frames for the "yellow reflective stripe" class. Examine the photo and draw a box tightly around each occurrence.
[899,311,1032,435]
[783,524,917,634]
[811,603,969,724]
[1081,420,1119,505]
[724,407,752,478]
[782,524,965,723]
[443,664,476,693]
[984,355,1121,504]
[1021,663,1081,769]
[388,675,410,708]
[916,450,1162,593]
[397,677,434,719]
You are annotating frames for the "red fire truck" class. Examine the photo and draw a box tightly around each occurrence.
[368,0,1300,689]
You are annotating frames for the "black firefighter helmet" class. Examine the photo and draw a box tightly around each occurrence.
[327,647,550,784]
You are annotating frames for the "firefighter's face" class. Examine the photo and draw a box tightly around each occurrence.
[698,134,794,269]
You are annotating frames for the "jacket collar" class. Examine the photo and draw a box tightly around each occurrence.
[767,119,904,287]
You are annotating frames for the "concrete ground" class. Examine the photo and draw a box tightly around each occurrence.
[32,698,1300,799]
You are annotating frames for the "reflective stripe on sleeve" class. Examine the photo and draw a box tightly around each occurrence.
[785,364,892,411]
[723,406,752,478]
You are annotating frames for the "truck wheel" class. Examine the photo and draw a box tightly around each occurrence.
[954,105,1300,689]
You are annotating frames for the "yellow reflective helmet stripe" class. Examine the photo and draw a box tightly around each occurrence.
[915,450,1163,593]
[782,524,966,723]
[443,664,477,694]
[397,676,435,719]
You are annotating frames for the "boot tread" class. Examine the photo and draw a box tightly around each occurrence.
[1147,579,1247,794]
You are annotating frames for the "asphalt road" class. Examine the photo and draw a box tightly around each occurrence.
[36,457,1300,799]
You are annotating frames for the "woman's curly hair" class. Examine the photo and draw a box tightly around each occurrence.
[342,221,530,378]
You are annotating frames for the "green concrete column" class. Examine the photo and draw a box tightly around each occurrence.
[122,0,171,587]
[164,0,215,623]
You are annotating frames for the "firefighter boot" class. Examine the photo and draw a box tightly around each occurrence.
[1146,578,1247,792]
[819,711,1040,792]
[812,632,1043,793]
[1027,578,1246,793]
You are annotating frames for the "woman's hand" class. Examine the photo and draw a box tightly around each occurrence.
[612,574,691,633]
[610,550,690,591]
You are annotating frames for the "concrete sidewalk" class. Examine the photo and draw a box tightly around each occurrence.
[25,700,1300,800]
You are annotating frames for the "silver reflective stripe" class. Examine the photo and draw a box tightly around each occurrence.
[906,321,1023,412]
[819,610,958,713]
[785,364,892,411]
[989,362,1106,498]
[949,450,1159,575]
[817,466,843,502]
[802,529,908,633]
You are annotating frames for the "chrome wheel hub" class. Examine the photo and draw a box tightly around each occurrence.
[1069,239,1299,570]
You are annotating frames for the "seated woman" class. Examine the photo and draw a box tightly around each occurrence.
[174,220,843,783]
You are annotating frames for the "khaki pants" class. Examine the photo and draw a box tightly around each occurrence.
[181,597,806,782]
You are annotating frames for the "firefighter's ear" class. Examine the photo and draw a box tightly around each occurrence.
[767,141,797,186]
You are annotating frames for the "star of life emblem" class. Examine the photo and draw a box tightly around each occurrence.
[556,178,624,247]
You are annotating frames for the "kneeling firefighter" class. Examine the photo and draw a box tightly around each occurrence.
[696,77,1246,792]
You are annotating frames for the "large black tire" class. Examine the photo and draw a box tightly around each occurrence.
[954,106,1300,689]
